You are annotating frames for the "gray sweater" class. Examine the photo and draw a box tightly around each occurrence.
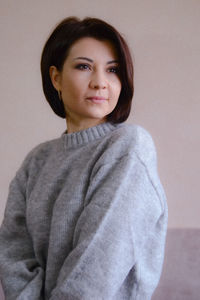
[0,122,168,300]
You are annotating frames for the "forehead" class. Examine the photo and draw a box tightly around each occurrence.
[67,37,118,60]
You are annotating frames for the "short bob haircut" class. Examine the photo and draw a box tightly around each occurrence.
[41,17,134,123]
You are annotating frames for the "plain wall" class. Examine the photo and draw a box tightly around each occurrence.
[0,0,199,228]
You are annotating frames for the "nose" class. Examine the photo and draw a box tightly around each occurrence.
[89,70,107,89]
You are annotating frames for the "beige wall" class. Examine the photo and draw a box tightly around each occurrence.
[0,0,199,228]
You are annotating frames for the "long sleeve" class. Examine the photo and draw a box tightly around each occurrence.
[0,165,44,300]
[49,151,168,300]
[0,122,168,300]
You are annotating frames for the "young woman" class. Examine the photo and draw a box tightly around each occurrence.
[0,17,168,299]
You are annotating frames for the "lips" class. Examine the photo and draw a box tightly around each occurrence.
[86,96,107,103]
[87,96,107,100]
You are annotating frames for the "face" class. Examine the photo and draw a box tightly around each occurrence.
[50,37,121,128]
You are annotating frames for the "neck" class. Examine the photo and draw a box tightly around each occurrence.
[65,117,106,134]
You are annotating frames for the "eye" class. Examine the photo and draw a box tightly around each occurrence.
[75,63,91,70]
[107,66,119,74]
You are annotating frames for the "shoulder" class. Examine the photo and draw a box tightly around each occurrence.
[16,136,61,176]
[112,122,155,146]
[26,137,59,160]
[107,123,167,211]
[104,122,157,166]
[94,123,167,210]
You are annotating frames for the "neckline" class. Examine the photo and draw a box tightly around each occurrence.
[62,122,123,149]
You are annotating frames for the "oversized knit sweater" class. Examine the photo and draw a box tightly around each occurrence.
[0,122,168,300]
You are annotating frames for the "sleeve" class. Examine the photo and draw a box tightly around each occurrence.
[0,164,44,300]
[49,152,168,299]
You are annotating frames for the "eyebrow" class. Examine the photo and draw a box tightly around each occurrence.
[74,57,119,64]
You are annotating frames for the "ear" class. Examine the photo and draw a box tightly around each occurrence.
[49,66,61,91]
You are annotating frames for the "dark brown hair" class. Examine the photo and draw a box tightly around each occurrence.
[41,17,134,123]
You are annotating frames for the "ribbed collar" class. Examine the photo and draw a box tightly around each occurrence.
[62,122,123,149]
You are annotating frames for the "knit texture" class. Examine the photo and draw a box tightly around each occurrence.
[0,122,168,300]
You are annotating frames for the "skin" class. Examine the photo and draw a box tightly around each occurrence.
[50,37,122,133]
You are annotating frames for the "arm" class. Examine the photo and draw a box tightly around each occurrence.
[0,166,44,300]
[50,153,168,300]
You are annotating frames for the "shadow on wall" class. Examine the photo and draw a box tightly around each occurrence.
[1,228,200,299]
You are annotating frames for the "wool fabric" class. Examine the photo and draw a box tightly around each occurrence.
[0,122,168,300]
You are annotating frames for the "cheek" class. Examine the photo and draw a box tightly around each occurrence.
[62,78,83,99]
[67,74,88,94]
[112,80,122,99]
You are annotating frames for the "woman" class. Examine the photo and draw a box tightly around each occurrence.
[0,17,168,299]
